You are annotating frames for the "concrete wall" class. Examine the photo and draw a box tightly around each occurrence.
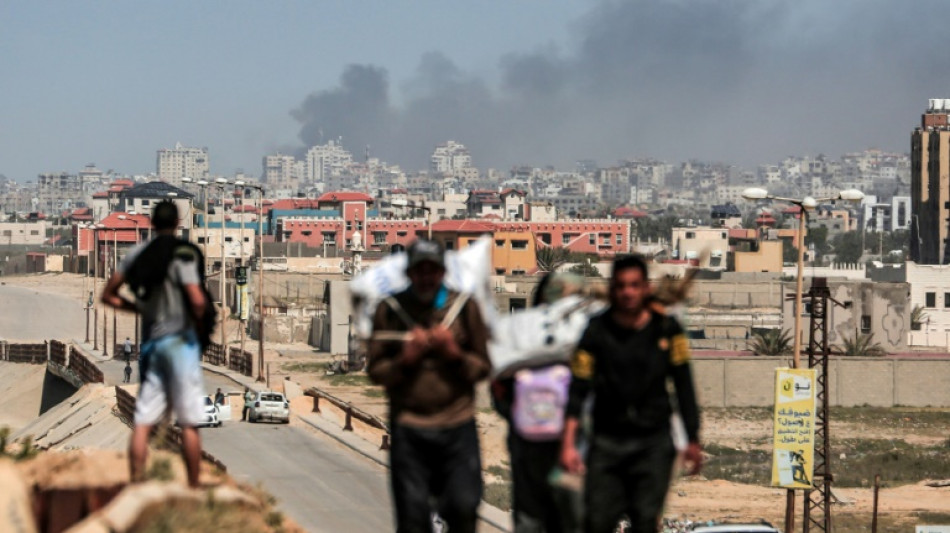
[692,356,950,407]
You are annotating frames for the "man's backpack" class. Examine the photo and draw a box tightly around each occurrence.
[511,364,571,442]
[126,235,217,351]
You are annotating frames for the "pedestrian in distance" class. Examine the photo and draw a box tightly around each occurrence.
[123,337,133,363]
[243,387,254,421]
[123,362,133,383]
[100,200,211,488]
[490,272,585,533]
[214,387,225,406]
[367,239,492,533]
[560,254,703,533]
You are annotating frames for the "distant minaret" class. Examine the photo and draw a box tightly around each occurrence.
[365,145,371,163]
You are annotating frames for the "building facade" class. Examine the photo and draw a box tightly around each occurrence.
[157,142,209,186]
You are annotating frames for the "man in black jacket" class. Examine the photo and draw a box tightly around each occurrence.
[560,255,702,533]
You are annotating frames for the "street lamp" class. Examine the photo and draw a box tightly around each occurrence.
[741,187,865,368]
[241,182,267,383]
[391,198,432,240]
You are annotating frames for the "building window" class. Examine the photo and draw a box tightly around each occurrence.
[346,221,352,231]
[589,234,596,245]
[945,292,950,308]
[397,231,407,237]
[509,297,527,311]
[225,236,233,242]
[926,292,936,308]
[685,232,696,239]
[445,241,455,250]
[373,232,387,245]
[357,220,363,230]
[616,234,622,245]
[511,240,529,250]
[322,232,336,245]
[860,315,871,334]
[562,233,576,245]
[301,230,311,236]
[538,233,551,245]
[495,239,505,247]
[512,269,526,275]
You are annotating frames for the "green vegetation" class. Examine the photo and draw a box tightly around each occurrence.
[281,362,325,373]
[835,332,886,357]
[486,464,512,482]
[0,427,38,461]
[748,329,792,356]
[482,482,512,511]
[323,372,372,387]
[146,457,175,482]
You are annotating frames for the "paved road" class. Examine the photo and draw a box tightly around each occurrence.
[97,358,394,532]
[0,284,86,341]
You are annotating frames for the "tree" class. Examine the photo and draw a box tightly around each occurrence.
[911,305,928,331]
[748,329,793,356]
[835,331,886,357]
[831,231,863,264]
[536,247,572,272]
[635,215,678,243]
[782,241,798,264]
[805,225,830,263]
[567,260,602,278]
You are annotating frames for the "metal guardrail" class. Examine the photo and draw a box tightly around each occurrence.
[204,342,226,366]
[50,340,69,366]
[304,386,390,449]
[69,349,104,383]
[227,347,253,377]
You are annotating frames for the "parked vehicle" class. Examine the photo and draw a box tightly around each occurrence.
[248,391,290,424]
[195,395,221,428]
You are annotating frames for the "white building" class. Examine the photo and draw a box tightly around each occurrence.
[862,195,911,232]
[262,153,304,191]
[906,261,950,348]
[0,221,47,245]
[306,140,353,183]
[157,142,209,186]
[430,141,472,174]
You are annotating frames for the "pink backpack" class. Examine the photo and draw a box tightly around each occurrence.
[511,365,571,441]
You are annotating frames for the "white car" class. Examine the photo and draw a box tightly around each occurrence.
[248,391,290,424]
[197,395,222,428]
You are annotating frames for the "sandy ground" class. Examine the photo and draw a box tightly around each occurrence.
[5,272,950,527]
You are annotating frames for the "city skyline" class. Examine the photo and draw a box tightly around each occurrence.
[2,1,947,181]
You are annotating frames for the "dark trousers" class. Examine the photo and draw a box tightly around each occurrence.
[509,431,576,533]
[242,406,250,421]
[584,431,676,533]
[389,419,483,533]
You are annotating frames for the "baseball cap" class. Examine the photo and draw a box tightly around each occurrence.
[406,239,445,270]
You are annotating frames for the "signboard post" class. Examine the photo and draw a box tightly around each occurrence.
[772,367,817,489]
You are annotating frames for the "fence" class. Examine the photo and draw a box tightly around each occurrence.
[304,387,391,449]
[49,340,69,367]
[5,342,47,364]
[228,347,253,377]
[204,342,226,366]
[68,349,104,384]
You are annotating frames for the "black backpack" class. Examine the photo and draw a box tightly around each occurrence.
[126,235,218,351]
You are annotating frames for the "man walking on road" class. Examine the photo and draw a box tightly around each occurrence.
[123,337,133,363]
[368,239,492,533]
[560,255,703,533]
[242,387,254,421]
[101,200,209,488]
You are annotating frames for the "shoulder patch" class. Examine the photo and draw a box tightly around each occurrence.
[173,245,197,262]
[670,334,691,365]
[570,349,595,380]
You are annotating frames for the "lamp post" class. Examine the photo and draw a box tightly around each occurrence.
[243,182,267,383]
[122,214,142,350]
[234,180,249,360]
[391,199,432,240]
[741,186,864,533]
[92,224,101,350]
[215,177,230,355]
[183,178,211,273]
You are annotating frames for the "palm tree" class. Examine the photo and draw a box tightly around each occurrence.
[536,246,572,272]
[835,331,887,357]
[749,329,793,356]
[911,305,928,331]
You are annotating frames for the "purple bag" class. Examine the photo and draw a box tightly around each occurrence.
[512,365,571,441]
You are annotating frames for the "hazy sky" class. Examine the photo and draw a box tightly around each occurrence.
[1,1,945,182]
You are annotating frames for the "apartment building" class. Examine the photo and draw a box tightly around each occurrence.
[157,142,209,186]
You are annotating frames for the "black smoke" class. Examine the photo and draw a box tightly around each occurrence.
[291,0,950,171]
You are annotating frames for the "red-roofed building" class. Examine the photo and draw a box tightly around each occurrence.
[612,206,648,219]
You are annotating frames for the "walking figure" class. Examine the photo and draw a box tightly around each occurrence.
[560,255,703,533]
[367,239,492,533]
[123,337,133,363]
[123,362,133,383]
[101,200,210,488]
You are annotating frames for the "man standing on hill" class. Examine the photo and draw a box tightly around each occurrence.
[101,200,208,488]
[560,254,703,533]
[367,239,492,533]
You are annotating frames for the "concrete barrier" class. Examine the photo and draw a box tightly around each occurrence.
[6,343,47,364]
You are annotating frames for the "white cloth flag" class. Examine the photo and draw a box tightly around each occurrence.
[349,237,496,340]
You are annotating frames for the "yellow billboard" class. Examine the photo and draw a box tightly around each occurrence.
[239,284,249,321]
[771,367,817,489]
